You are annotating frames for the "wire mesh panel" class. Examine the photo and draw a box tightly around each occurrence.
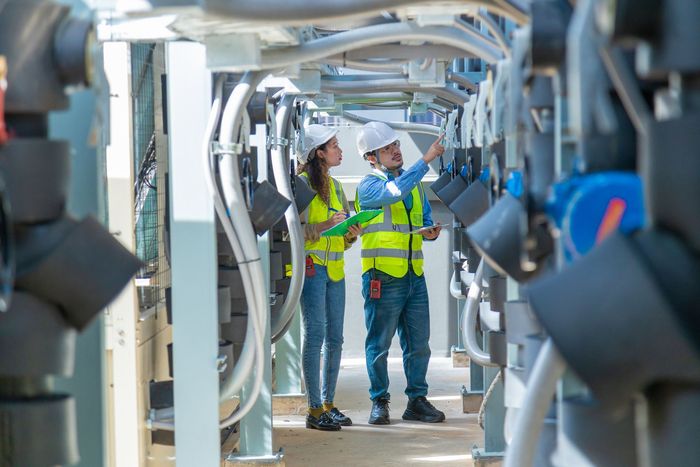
[131,43,169,316]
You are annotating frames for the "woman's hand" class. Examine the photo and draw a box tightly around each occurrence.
[421,225,441,240]
[345,223,363,240]
[318,212,347,232]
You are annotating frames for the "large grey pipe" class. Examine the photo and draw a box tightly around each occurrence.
[260,22,504,69]
[321,77,470,105]
[461,259,498,367]
[200,0,528,26]
[504,339,566,467]
[270,96,305,343]
[342,111,440,136]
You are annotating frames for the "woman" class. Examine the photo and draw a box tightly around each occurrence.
[298,124,361,431]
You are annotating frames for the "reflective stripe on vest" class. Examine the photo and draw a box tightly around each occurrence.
[355,171,425,277]
[361,248,424,260]
[307,250,344,261]
[301,173,346,281]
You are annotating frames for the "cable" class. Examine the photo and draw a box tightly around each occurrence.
[504,339,566,467]
[478,369,503,429]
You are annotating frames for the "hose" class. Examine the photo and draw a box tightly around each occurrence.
[504,339,566,467]
[461,259,498,367]
[449,270,465,299]
[270,95,305,343]
[216,71,270,429]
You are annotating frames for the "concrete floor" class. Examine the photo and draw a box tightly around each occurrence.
[273,357,485,467]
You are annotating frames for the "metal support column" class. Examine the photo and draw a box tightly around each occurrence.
[274,306,303,395]
[166,42,219,467]
[103,41,141,467]
[233,124,282,464]
[473,334,506,466]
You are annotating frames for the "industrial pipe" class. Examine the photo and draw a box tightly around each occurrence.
[217,71,270,428]
[461,259,498,367]
[270,95,305,343]
[341,111,440,136]
[446,70,478,92]
[504,339,566,467]
[474,11,512,58]
[201,0,528,26]
[260,22,504,69]
[321,76,470,105]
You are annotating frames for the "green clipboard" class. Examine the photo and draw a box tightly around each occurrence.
[320,209,383,237]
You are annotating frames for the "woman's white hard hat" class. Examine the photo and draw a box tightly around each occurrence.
[300,124,339,164]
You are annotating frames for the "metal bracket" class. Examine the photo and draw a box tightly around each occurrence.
[211,141,244,157]
[266,136,289,149]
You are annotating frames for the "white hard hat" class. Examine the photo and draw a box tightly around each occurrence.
[299,124,339,164]
[356,121,398,156]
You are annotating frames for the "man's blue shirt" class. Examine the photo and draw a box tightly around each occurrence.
[356,159,434,228]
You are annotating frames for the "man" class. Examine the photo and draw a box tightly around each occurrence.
[354,121,446,425]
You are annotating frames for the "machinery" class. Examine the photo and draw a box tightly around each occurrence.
[0,0,698,465]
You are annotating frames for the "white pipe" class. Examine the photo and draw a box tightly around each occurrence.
[475,11,512,59]
[504,339,566,467]
[260,22,503,69]
[217,71,270,428]
[321,77,470,105]
[323,57,406,73]
[341,111,440,135]
[450,270,465,299]
[146,74,265,432]
[270,95,305,343]
[446,70,478,92]
[202,0,528,26]
[461,259,498,367]
[453,17,502,51]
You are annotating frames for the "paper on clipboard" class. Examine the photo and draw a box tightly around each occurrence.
[407,223,448,235]
[320,209,383,237]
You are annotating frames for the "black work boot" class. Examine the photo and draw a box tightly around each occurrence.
[306,412,341,431]
[402,396,445,423]
[368,397,391,425]
[328,407,353,426]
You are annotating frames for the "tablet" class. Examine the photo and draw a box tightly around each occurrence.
[407,223,448,235]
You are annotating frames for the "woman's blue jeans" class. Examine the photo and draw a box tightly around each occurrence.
[301,264,346,408]
[362,269,431,401]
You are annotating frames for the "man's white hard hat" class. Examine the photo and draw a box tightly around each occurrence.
[300,124,339,164]
[356,121,398,157]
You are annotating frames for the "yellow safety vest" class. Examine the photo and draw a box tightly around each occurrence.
[301,173,346,281]
[354,171,425,278]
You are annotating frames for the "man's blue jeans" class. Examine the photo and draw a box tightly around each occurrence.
[362,269,431,401]
[301,264,346,408]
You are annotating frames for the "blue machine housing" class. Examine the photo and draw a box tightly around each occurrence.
[547,172,646,261]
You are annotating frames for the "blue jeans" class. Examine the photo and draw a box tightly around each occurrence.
[362,269,431,401]
[301,264,346,408]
